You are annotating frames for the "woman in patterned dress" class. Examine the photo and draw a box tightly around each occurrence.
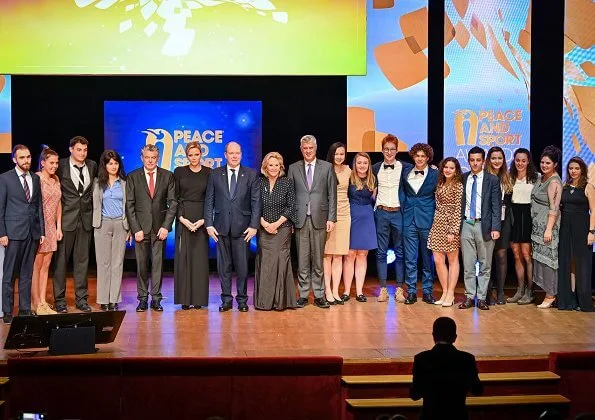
[323,142,351,304]
[532,145,563,309]
[31,147,61,315]
[428,157,464,307]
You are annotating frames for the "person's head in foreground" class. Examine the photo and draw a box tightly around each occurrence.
[432,317,457,345]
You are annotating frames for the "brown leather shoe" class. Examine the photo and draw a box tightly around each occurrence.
[477,299,490,310]
[458,298,474,309]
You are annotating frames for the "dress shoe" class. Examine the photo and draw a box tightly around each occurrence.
[496,293,507,305]
[18,310,34,317]
[333,296,344,305]
[326,299,336,305]
[150,301,163,311]
[404,294,417,304]
[341,294,350,302]
[458,298,474,309]
[100,304,109,311]
[76,303,92,313]
[238,303,249,312]
[136,301,148,312]
[55,304,68,314]
[218,302,232,312]
[109,303,119,311]
[477,300,490,310]
[313,298,330,308]
[296,297,309,308]
[355,294,367,303]
[422,294,436,304]
[181,305,191,310]
[442,297,455,307]
[2,313,12,324]
[537,297,556,309]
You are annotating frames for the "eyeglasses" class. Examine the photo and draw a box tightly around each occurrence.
[382,148,397,153]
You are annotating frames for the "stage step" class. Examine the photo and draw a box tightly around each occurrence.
[342,371,560,398]
[0,378,8,420]
[345,394,570,420]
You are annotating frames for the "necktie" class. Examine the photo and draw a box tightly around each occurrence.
[306,164,313,190]
[22,173,30,202]
[414,170,424,175]
[148,171,155,198]
[230,168,237,197]
[470,174,478,219]
[76,165,85,195]
[384,164,394,170]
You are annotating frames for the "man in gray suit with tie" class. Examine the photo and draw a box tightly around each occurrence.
[288,135,337,309]
[0,145,45,323]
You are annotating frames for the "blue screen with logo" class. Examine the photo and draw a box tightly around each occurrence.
[104,101,262,258]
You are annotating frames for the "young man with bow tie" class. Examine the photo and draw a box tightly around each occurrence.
[372,134,412,303]
[401,143,438,304]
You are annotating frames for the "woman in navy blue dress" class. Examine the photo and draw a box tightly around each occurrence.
[343,152,377,302]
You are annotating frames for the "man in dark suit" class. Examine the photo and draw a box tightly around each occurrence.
[54,136,97,313]
[459,146,502,311]
[372,134,412,303]
[126,143,177,312]
[402,143,438,305]
[204,141,261,312]
[410,317,483,420]
[287,135,337,309]
[0,145,45,324]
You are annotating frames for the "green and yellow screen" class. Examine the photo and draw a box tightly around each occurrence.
[0,0,365,75]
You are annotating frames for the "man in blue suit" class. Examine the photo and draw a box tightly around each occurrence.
[459,146,502,311]
[402,144,438,304]
[372,134,412,303]
[205,142,261,312]
[0,145,45,324]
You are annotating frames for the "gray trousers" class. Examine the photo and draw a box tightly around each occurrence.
[295,216,326,299]
[134,230,164,302]
[461,221,495,300]
[94,218,127,304]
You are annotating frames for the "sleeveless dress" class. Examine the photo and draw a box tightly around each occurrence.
[325,166,350,255]
[531,174,562,296]
[37,173,61,253]
[557,185,594,311]
[428,182,463,253]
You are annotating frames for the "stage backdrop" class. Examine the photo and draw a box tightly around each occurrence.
[0,76,11,153]
[562,0,595,183]
[104,100,262,258]
[0,0,365,76]
[444,0,531,171]
[347,0,428,152]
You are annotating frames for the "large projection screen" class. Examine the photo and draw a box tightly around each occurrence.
[347,0,428,153]
[0,76,11,154]
[443,0,531,171]
[0,0,365,76]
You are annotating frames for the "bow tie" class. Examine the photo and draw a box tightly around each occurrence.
[414,170,424,175]
[384,164,394,170]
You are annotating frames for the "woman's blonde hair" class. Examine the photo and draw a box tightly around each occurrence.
[350,152,375,191]
[261,152,285,177]
[486,147,513,193]
[185,141,202,156]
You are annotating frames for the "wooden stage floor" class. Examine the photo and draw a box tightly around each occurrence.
[2,273,595,360]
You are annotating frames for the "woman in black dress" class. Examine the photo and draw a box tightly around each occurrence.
[254,152,297,311]
[174,141,212,310]
[485,147,513,305]
[558,157,595,312]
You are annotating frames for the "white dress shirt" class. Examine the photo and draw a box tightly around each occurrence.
[144,167,157,190]
[70,158,90,192]
[407,166,428,194]
[227,164,240,192]
[465,170,484,219]
[15,166,33,201]
[376,161,402,207]
[304,159,316,184]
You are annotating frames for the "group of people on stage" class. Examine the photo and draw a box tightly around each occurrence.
[0,134,593,323]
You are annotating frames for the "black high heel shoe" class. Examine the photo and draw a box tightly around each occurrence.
[341,294,350,302]
[356,294,367,302]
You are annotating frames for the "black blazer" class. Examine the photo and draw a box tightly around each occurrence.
[460,172,502,241]
[125,167,178,235]
[57,158,97,232]
[204,165,261,237]
[0,169,45,240]
[410,344,483,420]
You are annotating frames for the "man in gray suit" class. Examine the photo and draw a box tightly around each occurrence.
[0,145,45,323]
[288,135,337,309]
[458,146,502,311]
[126,144,177,312]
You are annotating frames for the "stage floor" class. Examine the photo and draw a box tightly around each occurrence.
[2,273,595,360]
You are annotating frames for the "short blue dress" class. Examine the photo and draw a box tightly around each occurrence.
[348,182,378,250]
